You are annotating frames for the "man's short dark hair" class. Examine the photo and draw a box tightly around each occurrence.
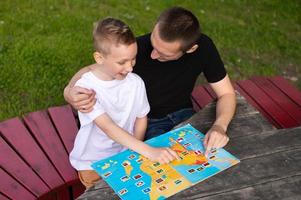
[157,7,201,51]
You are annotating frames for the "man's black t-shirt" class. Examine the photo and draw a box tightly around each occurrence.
[133,33,226,119]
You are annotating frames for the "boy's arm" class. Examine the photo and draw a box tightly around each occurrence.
[63,65,96,112]
[94,114,179,164]
[133,116,148,141]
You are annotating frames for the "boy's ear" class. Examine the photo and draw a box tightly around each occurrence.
[93,52,104,64]
[185,44,198,54]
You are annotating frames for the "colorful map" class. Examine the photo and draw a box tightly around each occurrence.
[92,124,240,200]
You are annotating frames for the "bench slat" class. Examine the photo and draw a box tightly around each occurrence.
[233,83,279,128]
[48,105,85,198]
[38,192,57,200]
[56,188,71,200]
[204,84,217,99]
[236,79,298,128]
[0,168,36,200]
[0,118,64,189]
[71,182,86,199]
[269,76,301,107]
[0,137,49,197]
[191,85,214,109]
[23,111,77,183]
[48,105,78,154]
[0,193,11,200]
[251,77,301,124]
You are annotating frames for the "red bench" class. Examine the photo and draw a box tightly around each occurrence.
[1,76,301,199]
[192,76,301,128]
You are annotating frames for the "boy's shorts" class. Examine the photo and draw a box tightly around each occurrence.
[78,170,101,189]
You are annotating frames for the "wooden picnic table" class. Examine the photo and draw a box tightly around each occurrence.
[77,94,301,200]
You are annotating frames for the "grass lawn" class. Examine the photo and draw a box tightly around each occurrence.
[0,0,300,121]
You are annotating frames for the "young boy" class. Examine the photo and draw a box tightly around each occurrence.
[69,18,179,188]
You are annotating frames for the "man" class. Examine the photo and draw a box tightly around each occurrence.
[64,7,236,156]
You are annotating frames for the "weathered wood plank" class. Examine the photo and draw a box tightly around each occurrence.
[227,126,301,158]
[77,187,118,200]
[170,147,301,199]
[187,175,301,200]
[187,93,261,122]
[78,146,301,200]
[78,127,301,200]
[168,126,301,199]
[177,94,275,138]
[185,110,274,139]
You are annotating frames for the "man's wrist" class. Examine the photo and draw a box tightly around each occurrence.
[211,124,227,135]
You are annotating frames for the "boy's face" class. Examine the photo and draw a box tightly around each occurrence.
[96,42,137,80]
[150,24,184,62]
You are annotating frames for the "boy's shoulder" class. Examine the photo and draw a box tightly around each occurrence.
[74,71,96,90]
[127,73,144,84]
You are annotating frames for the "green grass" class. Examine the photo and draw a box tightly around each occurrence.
[0,0,300,121]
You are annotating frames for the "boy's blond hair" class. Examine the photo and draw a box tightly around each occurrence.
[93,18,136,55]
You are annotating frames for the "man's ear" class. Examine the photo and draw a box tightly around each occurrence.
[186,44,198,54]
[93,52,104,64]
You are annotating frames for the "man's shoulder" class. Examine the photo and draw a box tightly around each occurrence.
[136,33,151,42]
[136,33,151,49]
[197,33,215,48]
[135,33,152,66]
[191,33,220,58]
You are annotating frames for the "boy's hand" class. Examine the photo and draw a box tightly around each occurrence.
[146,147,180,164]
[65,86,96,113]
[203,124,229,157]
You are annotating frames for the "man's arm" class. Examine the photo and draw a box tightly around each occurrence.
[94,114,180,164]
[204,74,236,156]
[63,65,96,112]
[133,116,148,141]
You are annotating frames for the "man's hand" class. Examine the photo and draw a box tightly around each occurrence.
[203,124,229,157]
[64,86,96,113]
[145,147,180,164]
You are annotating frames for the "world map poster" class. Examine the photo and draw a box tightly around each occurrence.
[92,124,240,200]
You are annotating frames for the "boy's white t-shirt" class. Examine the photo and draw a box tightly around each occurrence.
[69,72,150,170]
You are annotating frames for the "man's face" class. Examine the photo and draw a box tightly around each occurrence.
[150,24,184,62]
